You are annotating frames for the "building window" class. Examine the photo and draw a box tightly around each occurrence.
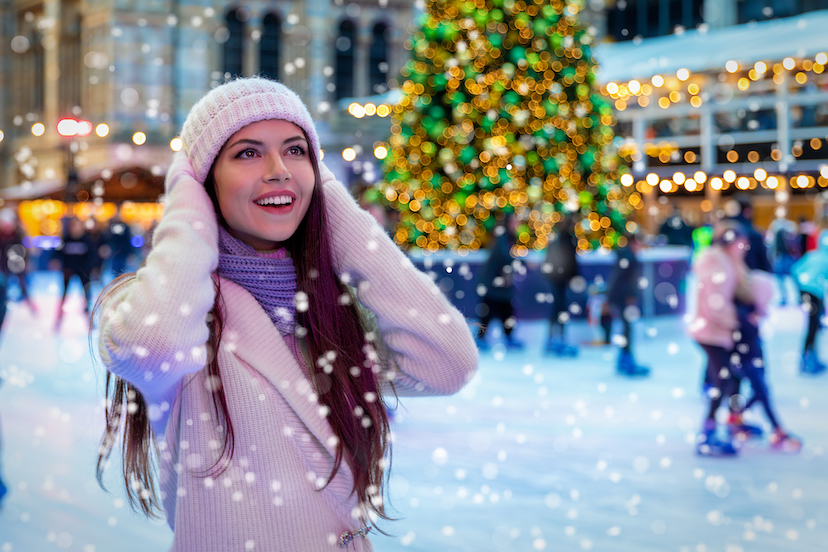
[14,10,45,118]
[260,12,281,81]
[224,9,245,79]
[737,0,825,23]
[335,19,356,100]
[607,0,705,42]
[370,22,389,95]
[59,0,82,115]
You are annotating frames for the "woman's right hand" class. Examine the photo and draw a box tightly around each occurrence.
[165,150,198,194]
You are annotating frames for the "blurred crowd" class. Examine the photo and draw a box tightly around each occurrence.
[471,193,827,459]
[0,206,156,330]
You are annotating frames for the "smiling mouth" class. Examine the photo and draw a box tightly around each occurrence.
[254,195,296,214]
[255,195,294,207]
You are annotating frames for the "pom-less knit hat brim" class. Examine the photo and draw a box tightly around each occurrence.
[179,77,321,184]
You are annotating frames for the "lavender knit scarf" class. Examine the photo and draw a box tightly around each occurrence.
[217,226,296,336]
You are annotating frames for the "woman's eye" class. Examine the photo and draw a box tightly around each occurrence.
[287,146,306,156]
[236,149,257,159]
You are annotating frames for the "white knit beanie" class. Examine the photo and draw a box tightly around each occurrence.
[179,76,321,184]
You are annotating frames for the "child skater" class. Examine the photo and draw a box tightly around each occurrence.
[690,222,800,456]
[94,77,478,551]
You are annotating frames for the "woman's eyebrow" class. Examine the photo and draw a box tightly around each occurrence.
[225,138,264,150]
[226,136,307,150]
[282,136,308,145]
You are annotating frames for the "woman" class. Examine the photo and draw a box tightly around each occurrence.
[689,222,799,456]
[95,77,477,551]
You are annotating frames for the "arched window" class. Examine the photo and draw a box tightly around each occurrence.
[335,19,355,100]
[370,22,389,94]
[223,9,245,78]
[260,12,281,81]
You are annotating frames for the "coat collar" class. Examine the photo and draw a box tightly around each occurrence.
[216,277,346,476]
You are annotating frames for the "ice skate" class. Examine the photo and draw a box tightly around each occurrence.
[544,338,578,357]
[727,413,763,440]
[769,429,802,453]
[505,334,525,351]
[800,350,827,375]
[696,420,738,457]
[616,350,650,376]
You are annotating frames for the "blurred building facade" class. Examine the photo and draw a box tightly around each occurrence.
[0,0,416,208]
[2,0,827,235]
[591,0,828,229]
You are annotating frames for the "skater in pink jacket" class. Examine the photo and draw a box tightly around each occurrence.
[94,77,478,551]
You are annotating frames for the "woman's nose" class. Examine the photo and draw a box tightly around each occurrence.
[264,154,290,182]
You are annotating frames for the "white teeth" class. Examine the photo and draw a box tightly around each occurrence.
[256,196,293,206]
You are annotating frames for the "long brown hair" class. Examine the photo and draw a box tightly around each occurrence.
[95,136,395,524]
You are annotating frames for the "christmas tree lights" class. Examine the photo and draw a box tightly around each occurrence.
[376,0,637,255]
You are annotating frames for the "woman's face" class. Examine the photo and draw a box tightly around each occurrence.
[726,237,749,260]
[213,119,315,250]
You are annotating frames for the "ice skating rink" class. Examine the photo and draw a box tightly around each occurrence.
[1,276,826,551]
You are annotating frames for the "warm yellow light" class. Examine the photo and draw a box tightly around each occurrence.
[646,173,659,186]
[796,175,809,188]
[620,174,634,187]
[690,96,703,108]
[170,137,182,152]
[725,60,739,73]
[737,78,750,90]
[711,177,723,190]
[132,132,146,145]
[31,123,45,136]
[374,146,388,159]
[628,80,641,94]
[606,82,619,94]
[688,83,699,95]
[348,103,365,118]
[754,61,767,74]
[659,180,673,193]
[737,177,750,189]
[754,168,767,181]
[377,105,390,117]
[821,166,828,179]
[817,53,828,66]
[694,171,707,183]
[96,123,109,137]
[673,172,686,184]
[684,178,697,192]
[782,57,796,71]
[795,72,807,84]
[766,176,779,189]
[364,103,377,116]
[676,68,690,81]
[342,147,357,162]
[0,130,4,143]
[651,75,664,87]
[723,170,736,183]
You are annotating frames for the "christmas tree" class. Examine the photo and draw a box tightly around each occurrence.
[375,0,638,254]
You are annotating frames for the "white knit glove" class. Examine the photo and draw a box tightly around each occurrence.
[165,150,199,194]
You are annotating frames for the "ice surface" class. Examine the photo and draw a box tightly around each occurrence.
[0,273,825,551]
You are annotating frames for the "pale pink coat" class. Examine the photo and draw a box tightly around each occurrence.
[98,157,478,552]
[688,246,774,349]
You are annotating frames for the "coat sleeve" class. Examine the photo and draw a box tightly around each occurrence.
[692,251,738,333]
[97,163,219,424]
[319,164,478,397]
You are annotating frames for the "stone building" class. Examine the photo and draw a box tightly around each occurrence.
[0,0,417,202]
